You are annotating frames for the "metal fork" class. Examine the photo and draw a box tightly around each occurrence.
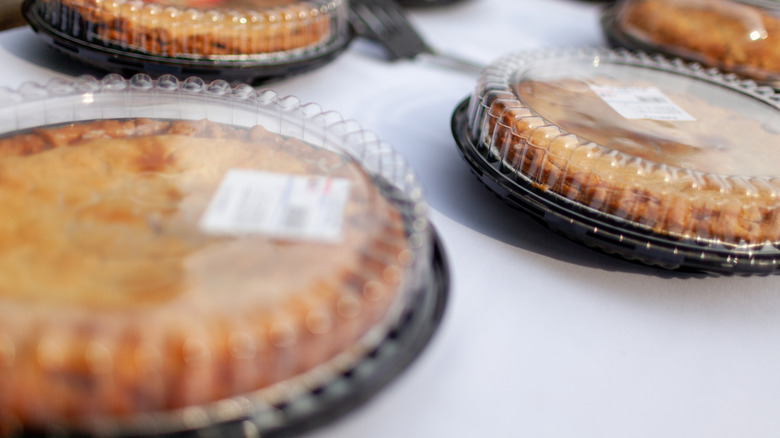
[348,0,485,75]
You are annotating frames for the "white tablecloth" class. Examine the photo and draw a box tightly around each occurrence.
[2,1,780,436]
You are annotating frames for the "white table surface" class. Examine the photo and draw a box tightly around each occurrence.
[3,1,780,437]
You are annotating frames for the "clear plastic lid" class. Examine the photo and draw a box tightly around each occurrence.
[605,0,780,84]
[465,48,780,263]
[22,0,351,81]
[0,73,438,435]
[37,0,346,58]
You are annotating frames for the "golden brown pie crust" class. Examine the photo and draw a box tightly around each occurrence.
[481,78,780,246]
[617,0,780,81]
[0,118,410,432]
[48,0,333,57]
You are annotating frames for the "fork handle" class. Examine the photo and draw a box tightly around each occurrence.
[416,48,485,76]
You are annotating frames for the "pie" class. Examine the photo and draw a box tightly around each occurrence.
[473,69,780,246]
[39,0,339,58]
[0,118,412,433]
[615,0,780,81]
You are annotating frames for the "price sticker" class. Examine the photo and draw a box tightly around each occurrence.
[589,85,696,121]
[200,169,351,242]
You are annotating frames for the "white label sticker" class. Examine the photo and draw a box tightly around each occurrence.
[588,85,696,121]
[199,169,351,242]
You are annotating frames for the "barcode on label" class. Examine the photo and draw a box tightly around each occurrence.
[199,169,351,242]
[282,206,308,232]
[589,85,696,121]
[635,96,666,103]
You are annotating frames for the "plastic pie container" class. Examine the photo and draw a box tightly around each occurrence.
[22,0,352,83]
[602,0,780,87]
[0,73,447,436]
[452,47,780,275]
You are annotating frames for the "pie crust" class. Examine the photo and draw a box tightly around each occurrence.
[0,118,411,432]
[615,0,780,81]
[40,0,338,58]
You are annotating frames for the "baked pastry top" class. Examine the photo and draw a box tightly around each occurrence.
[515,78,780,177]
[474,68,780,246]
[616,0,780,81]
[40,0,339,58]
[0,118,411,432]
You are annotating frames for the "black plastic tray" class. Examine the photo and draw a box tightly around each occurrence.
[22,0,352,84]
[451,97,780,276]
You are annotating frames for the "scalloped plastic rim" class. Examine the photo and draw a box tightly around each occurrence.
[29,0,347,61]
[21,0,353,83]
[0,72,434,289]
[451,97,780,274]
[0,73,425,210]
[468,47,780,249]
[0,72,436,435]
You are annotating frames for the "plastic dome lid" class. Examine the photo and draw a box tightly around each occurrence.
[454,47,780,274]
[23,0,352,82]
[0,73,446,435]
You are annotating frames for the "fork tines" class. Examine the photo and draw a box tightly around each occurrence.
[349,0,431,60]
